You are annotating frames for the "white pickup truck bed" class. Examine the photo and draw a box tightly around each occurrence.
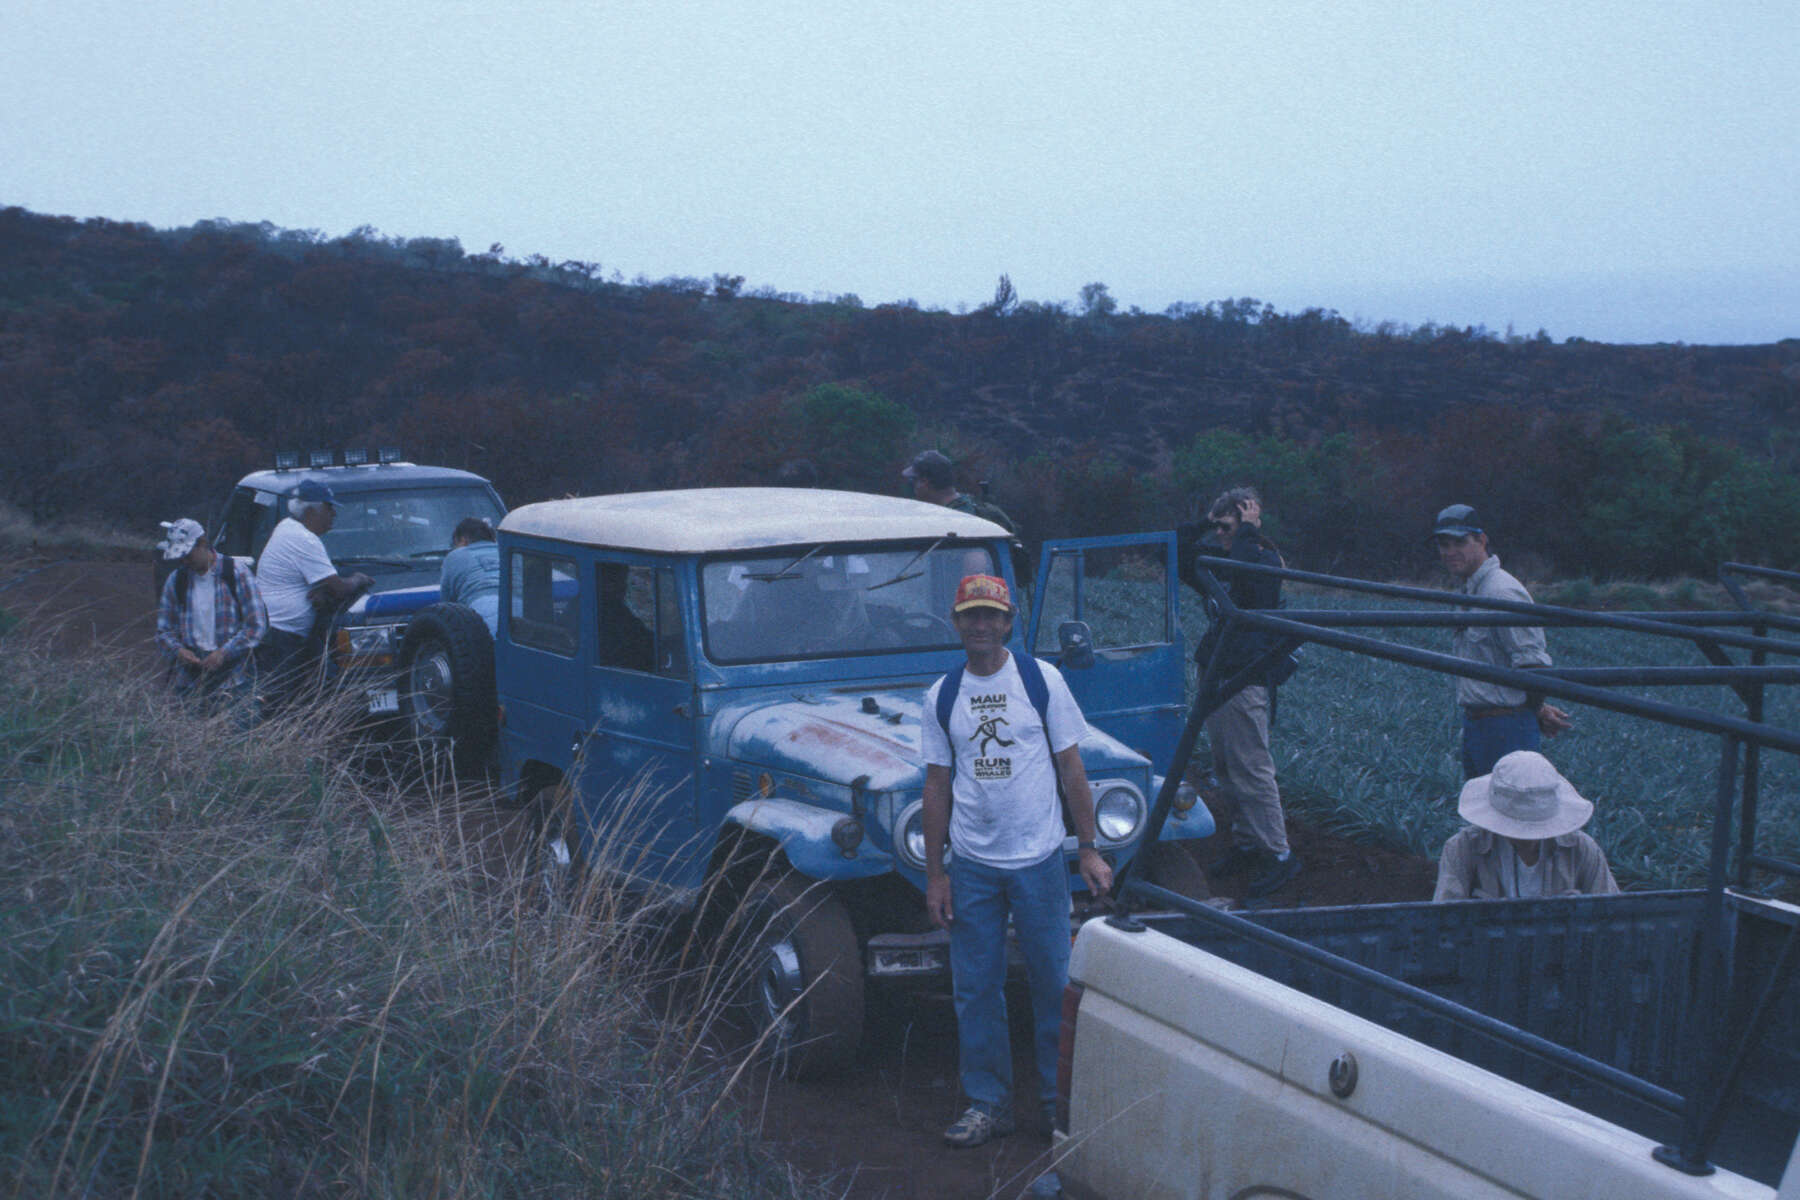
[1056,893,1798,1200]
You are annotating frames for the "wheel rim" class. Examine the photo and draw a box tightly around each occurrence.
[756,935,804,1040]
[408,643,454,738]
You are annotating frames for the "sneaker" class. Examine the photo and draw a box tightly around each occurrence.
[1246,851,1301,898]
[1208,843,1264,879]
[944,1105,1016,1148]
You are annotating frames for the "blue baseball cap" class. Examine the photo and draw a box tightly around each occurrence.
[295,479,340,507]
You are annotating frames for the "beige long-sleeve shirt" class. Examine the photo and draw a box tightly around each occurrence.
[1434,826,1620,901]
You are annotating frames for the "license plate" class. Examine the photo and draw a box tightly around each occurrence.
[367,688,400,715]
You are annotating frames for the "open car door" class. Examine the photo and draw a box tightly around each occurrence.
[1026,532,1185,773]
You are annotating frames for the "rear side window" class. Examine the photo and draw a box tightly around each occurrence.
[217,489,279,559]
[597,563,686,676]
[510,552,579,656]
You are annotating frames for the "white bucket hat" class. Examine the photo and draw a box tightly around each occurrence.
[157,518,206,562]
[1458,750,1593,840]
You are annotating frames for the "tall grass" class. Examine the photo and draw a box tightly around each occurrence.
[1175,584,1800,893]
[0,635,829,1199]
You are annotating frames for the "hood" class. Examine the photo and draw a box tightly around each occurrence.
[350,583,442,621]
[706,685,1148,793]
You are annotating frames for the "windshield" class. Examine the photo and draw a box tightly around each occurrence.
[702,542,999,662]
[322,486,505,568]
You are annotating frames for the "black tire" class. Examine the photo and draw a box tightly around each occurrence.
[1143,842,1211,902]
[736,876,864,1079]
[399,602,496,773]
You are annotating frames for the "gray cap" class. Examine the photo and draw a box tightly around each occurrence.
[902,449,954,488]
[1432,503,1483,538]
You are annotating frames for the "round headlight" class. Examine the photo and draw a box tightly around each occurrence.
[1094,783,1145,844]
[894,799,948,870]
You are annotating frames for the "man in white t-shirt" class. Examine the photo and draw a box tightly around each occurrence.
[254,479,372,706]
[921,573,1112,1149]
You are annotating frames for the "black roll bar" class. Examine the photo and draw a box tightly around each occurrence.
[1121,554,1800,1176]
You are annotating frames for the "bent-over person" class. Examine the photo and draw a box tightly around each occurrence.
[1434,750,1619,900]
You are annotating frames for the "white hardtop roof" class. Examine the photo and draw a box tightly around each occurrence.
[499,488,1009,553]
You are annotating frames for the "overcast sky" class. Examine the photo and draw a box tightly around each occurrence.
[5,1,1796,344]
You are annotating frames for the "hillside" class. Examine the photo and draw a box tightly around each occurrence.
[3,205,1798,577]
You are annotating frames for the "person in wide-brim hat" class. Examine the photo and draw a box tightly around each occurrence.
[1433,750,1619,900]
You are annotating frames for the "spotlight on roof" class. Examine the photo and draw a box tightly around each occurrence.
[379,446,404,465]
[308,449,335,468]
[274,451,301,470]
[342,448,369,466]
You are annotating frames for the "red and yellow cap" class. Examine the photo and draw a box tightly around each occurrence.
[953,573,1013,614]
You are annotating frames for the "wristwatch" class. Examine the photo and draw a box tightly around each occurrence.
[1077,839,1097,851]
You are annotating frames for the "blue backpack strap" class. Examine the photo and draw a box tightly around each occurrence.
[1012,653,1053,739]
[935,663,966,742]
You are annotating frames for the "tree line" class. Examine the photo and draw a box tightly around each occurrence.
[2,206,1796,580]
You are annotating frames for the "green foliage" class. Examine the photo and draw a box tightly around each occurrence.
[1177,586,1799,895]
[780,383,916,492]
[1172,430,1389,571]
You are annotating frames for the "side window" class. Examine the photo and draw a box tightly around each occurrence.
[1033,545,1170,655]
[217,490,276,559]
[598,563,686,676]
[510,552,579,656]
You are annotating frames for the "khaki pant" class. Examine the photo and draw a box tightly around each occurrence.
[1204,685,1288,856]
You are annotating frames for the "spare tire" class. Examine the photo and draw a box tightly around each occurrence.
[399,602,496,773]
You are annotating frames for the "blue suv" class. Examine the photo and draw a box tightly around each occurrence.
[489,487,1214,1074]
[212,457,506,762]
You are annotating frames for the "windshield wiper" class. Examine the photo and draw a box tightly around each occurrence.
[867,537,946,592]
[745,544,826,583]
[334,556,415,569]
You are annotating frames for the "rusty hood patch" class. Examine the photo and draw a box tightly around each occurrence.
[716,690,926,792]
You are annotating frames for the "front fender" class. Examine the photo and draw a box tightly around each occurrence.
[723,798,895,881]
[1149,773,1216,841]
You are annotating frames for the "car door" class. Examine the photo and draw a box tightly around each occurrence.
[1026,532,1186,772]
[582,557,701,887]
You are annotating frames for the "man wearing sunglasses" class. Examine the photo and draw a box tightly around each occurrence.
[1179,487,1300,898]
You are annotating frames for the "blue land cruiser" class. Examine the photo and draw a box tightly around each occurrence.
[487,487,1215,1074]
[211,454,506,762]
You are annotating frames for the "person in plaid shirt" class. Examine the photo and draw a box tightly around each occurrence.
[155,518,267,712]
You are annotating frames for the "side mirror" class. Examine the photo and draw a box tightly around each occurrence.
[1058,620,1096,670]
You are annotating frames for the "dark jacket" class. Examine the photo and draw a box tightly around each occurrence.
[1178,522,1286,683]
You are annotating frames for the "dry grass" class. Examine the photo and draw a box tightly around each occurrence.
[0,632,831,1199]
[0,499,148,562]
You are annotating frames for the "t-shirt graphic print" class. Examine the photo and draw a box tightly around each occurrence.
[921,653,1088,869]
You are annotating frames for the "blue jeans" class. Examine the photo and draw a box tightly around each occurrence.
[1461,708,1539,779]
[947,848,1070,1114]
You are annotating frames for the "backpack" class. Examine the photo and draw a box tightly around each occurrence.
[935,652,1073,826]
[935,652,1052,747]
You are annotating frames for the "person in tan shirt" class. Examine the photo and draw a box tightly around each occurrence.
[1435,750,1620,901]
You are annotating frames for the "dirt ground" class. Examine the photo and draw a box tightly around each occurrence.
[3,559,1440,1200]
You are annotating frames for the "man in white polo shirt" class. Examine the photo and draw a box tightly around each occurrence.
[254,479,372,707]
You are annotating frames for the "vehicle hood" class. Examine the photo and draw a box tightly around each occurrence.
[704,684,1147,792]
[348,582,442,621]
